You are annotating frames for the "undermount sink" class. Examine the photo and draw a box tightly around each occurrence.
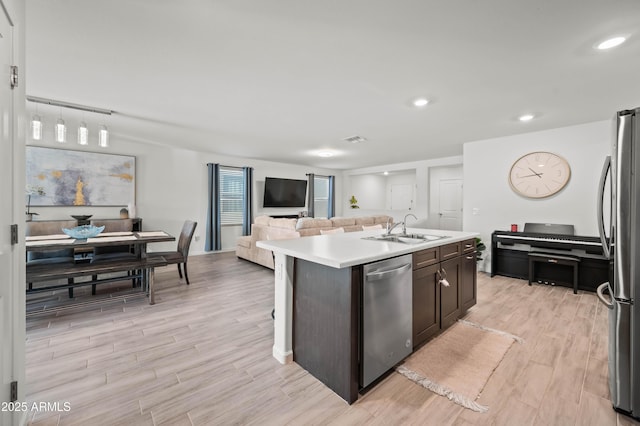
[363,233,448,244]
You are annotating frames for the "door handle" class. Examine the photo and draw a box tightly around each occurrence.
[597,156,611,259]
[596,282,614,310]
[438,267,450,287]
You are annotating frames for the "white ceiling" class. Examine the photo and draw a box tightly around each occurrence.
[25,0,640,170]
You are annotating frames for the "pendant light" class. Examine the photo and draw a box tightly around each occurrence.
[31,115,42,140]
[26,96,114,147]
[98,124,109,148]
[77,121,89,145]
[54,109,66,143]
[54,118,67,143]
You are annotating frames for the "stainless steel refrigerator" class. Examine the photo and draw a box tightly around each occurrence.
[597,107,640,420]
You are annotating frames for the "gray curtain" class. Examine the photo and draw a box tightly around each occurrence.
[328,175,335,218]
[205,163,221,251]
[242,166,253,236]
[307,173,315,218]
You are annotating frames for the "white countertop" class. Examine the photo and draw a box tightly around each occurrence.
[257,228,479,269]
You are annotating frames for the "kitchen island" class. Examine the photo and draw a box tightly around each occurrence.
[257,227,479,403]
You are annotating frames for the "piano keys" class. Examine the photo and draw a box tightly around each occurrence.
[492,230,605,254]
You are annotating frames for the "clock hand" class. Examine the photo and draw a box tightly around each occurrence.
[520,173,545,178]
[528,167,543,178]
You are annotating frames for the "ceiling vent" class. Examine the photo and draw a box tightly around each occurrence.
[343,135,367,144]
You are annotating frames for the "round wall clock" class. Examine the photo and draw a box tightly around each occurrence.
[508,151,571,198]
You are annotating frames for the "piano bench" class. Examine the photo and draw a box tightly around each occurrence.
[528,252,580,294]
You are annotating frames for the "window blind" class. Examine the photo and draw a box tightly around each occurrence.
[219,167,244,225]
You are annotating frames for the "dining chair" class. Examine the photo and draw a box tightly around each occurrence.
[147,220,197,284]
[26,220,78,298]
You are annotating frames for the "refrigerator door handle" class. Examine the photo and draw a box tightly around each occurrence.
[596,282,614,310]
[597,155,611,259]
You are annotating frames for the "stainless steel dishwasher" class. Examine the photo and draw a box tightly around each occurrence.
[361,254,413,388]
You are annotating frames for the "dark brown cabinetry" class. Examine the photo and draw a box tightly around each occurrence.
[461,243,477,312]
[460,238,478,315]
[440,256,461,330]
[412,261,440,345]
[412,238,476,348]
[293,259,361,404]
[291,237,477,404]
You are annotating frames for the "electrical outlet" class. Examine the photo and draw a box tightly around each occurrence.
[472,208,480,215]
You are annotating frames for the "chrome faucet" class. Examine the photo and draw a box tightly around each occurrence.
[385,218,403,235]
[402,213,417,234]
[385,214,418,236]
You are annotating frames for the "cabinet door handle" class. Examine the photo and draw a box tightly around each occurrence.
[438,267,450,287]
[465,244,473,248]
[466,256,474,260]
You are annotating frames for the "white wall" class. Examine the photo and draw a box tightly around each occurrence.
[350,174,386,209]
[463,120,611,271]
[25,119,340,253]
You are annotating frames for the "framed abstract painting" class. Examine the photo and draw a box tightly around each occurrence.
[26,146,135,206]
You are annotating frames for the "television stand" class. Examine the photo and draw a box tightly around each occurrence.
[270,214,300,219]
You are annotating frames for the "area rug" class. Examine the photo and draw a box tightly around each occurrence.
[396,319,523,413]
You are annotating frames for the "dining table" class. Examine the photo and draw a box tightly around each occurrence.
[25,230,175,304]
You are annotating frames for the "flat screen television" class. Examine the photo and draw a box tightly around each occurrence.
[263,177,307,208]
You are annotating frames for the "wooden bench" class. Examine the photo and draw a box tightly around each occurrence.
[528,252,580,294]
[26,256,167,304]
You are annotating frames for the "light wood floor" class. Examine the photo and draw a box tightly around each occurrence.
[25,252,640,425]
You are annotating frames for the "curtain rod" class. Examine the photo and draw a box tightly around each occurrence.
[26,96,113,115]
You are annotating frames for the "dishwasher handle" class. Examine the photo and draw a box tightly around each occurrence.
[366,263,412,281]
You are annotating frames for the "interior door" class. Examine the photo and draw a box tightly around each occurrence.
[438,179,462,230]
[0,6,16,422]
[390,184,413,210]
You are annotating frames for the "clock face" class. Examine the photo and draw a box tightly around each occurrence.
[509,152,571,198]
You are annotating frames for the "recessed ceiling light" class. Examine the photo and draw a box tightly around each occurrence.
[413,98,429,107]
[519,114,534,122]
[317,151,334,157]
[383,171,389,176]
[597,36,627,50]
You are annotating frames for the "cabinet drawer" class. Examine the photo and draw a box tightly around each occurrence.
[461,238,476,254]
[413,247,439,269]
[440,242,461,261]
